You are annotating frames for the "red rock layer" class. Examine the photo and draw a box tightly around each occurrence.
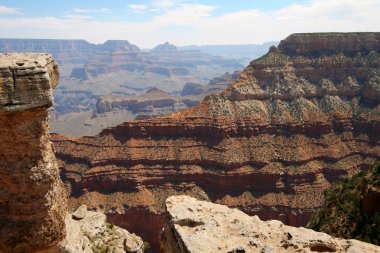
[53,33,380,250]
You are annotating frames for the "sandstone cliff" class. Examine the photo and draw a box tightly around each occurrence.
[0,53,144,253]
[160,195,380,253]
[0,53,67,252]
[53,33,380,250]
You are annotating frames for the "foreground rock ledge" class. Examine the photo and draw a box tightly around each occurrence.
[160,195,380,253]
[61,205,144,253]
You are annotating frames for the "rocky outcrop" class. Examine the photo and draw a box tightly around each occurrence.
[62,205,144,253]
[0,53,67,252]
[160,195,380,253]
[53,33,380,251]
[0,53,144,253]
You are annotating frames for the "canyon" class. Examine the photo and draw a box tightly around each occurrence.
[0,39,245,110]
[0,39,251,137]
[51,71,240,137]
[52,32,380,251]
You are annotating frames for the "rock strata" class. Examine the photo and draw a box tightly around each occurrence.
[160,195,380,253]
[53,33,380,250]
[0,53,67,252]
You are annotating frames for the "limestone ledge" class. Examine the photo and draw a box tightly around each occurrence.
[160,195,380,253]
[0,52,59,112]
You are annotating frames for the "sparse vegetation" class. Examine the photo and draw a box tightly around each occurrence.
[83,222,122,253]
[308,161,380,245]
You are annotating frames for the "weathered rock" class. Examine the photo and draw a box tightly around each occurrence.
[278,32,380,56]
[53,33,380,251]
[0,53,59,111]
[0,53,67,252]
[72,205,88,220]
[0,53,144,253]
[160,195,380,253]
[61,205,144,253]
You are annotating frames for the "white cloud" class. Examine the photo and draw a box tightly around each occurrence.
[72,8,112,14]
[128,4,148,14]
[153,4,217,24]
[129,4,148,10]
[0,5,22,15]
[63,14,92,20]
[0,0,379,48]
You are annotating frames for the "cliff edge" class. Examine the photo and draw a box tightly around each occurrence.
[160,195,380,253]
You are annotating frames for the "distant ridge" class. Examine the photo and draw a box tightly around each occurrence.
[180,41,278,60]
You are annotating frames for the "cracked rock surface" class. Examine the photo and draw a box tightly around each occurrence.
[160,195,380,253]
[61,205,144,253]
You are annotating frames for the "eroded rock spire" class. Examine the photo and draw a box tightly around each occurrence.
[0,53,67,252]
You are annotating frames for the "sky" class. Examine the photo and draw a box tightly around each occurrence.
[0,0,379,48]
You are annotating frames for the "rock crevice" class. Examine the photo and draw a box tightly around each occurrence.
[160,195,380,253]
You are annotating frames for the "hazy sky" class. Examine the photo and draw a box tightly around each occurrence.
[0,0,379,48]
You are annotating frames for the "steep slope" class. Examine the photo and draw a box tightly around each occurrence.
[308,161,380,245]
[53,32,380,250]
[160,195,380,253]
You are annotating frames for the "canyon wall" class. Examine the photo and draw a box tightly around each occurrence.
[160,195,380,253]
[53,33,380,250]
[0,53,67,252]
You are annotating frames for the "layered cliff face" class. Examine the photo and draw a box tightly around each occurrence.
[0,53,67,252]
[53,33,380,250]
[160,195,380,253]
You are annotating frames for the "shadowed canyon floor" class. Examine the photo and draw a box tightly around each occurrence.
[52,32,380,251]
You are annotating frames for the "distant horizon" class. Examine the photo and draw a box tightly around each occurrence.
[0,0,379,47]
[0,37,279,49]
